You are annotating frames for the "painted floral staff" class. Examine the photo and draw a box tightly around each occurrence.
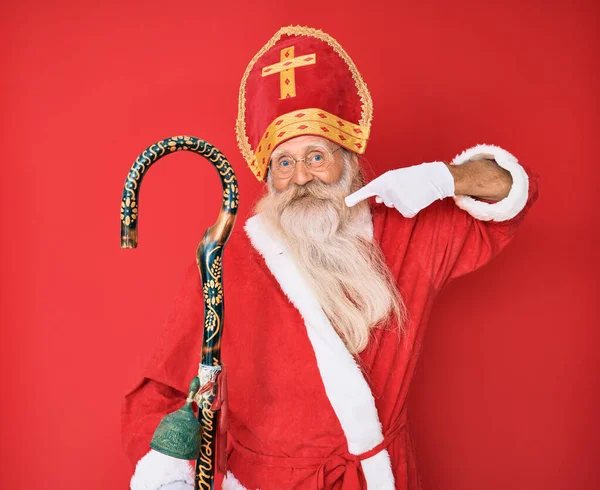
[120,135,238,490]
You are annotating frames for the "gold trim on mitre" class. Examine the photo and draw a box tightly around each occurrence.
[236,25,373,181]
[252,109,370,177]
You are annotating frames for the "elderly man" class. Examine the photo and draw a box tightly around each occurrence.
[122,26,538,490]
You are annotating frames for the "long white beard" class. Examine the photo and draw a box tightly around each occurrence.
[255,158,405,354]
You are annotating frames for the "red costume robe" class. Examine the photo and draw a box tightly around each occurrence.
[122,145,539,490]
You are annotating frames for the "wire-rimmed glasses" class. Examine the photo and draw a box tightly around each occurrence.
[270,146,342,179]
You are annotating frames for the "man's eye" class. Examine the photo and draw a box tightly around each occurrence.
[279,159,291,167]
[309,152,325,164]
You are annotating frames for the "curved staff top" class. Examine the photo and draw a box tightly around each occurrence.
[120,135,238,490]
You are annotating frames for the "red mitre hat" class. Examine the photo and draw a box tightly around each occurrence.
[236,26,373,181]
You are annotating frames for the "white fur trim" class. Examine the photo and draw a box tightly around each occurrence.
[451,144,529,222]
[130,449,194,490]
[245,215,395,489]
[222,471,257,490]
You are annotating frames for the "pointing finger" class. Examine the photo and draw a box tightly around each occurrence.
[344,183,379,207]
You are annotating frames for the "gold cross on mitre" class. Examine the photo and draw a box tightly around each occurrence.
[261,46,316,99]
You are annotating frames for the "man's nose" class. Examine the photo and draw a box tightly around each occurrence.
[292,160,314,186]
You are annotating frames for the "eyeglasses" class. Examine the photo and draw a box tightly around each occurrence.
[269,146,342,179]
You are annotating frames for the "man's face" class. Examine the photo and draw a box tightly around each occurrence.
[269,135,346,192]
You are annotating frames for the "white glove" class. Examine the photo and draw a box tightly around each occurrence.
[159,483,194,490]
[345,161,455,217]
[130,449,195,490]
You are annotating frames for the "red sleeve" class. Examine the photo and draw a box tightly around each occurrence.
[121,263,204,466]
[121,378,188,465]
[418,163,539,289]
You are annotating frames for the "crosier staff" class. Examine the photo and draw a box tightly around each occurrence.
[120,135,238,490]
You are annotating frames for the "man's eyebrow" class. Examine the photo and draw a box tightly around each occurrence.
[270,148,288,160]
[305,144,329,152]
[271,143,330,160]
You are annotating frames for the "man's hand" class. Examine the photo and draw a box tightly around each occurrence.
[345,161,455,217]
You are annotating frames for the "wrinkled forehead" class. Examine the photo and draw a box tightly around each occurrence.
[271,135,337,158]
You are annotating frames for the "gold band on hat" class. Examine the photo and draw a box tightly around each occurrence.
[250,108,370,178]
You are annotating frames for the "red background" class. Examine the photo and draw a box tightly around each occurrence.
[1,1,598,489]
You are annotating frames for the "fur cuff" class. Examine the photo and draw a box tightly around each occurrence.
[451,144,529,222]
[130,449,194,490]
[222,471,257,490]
